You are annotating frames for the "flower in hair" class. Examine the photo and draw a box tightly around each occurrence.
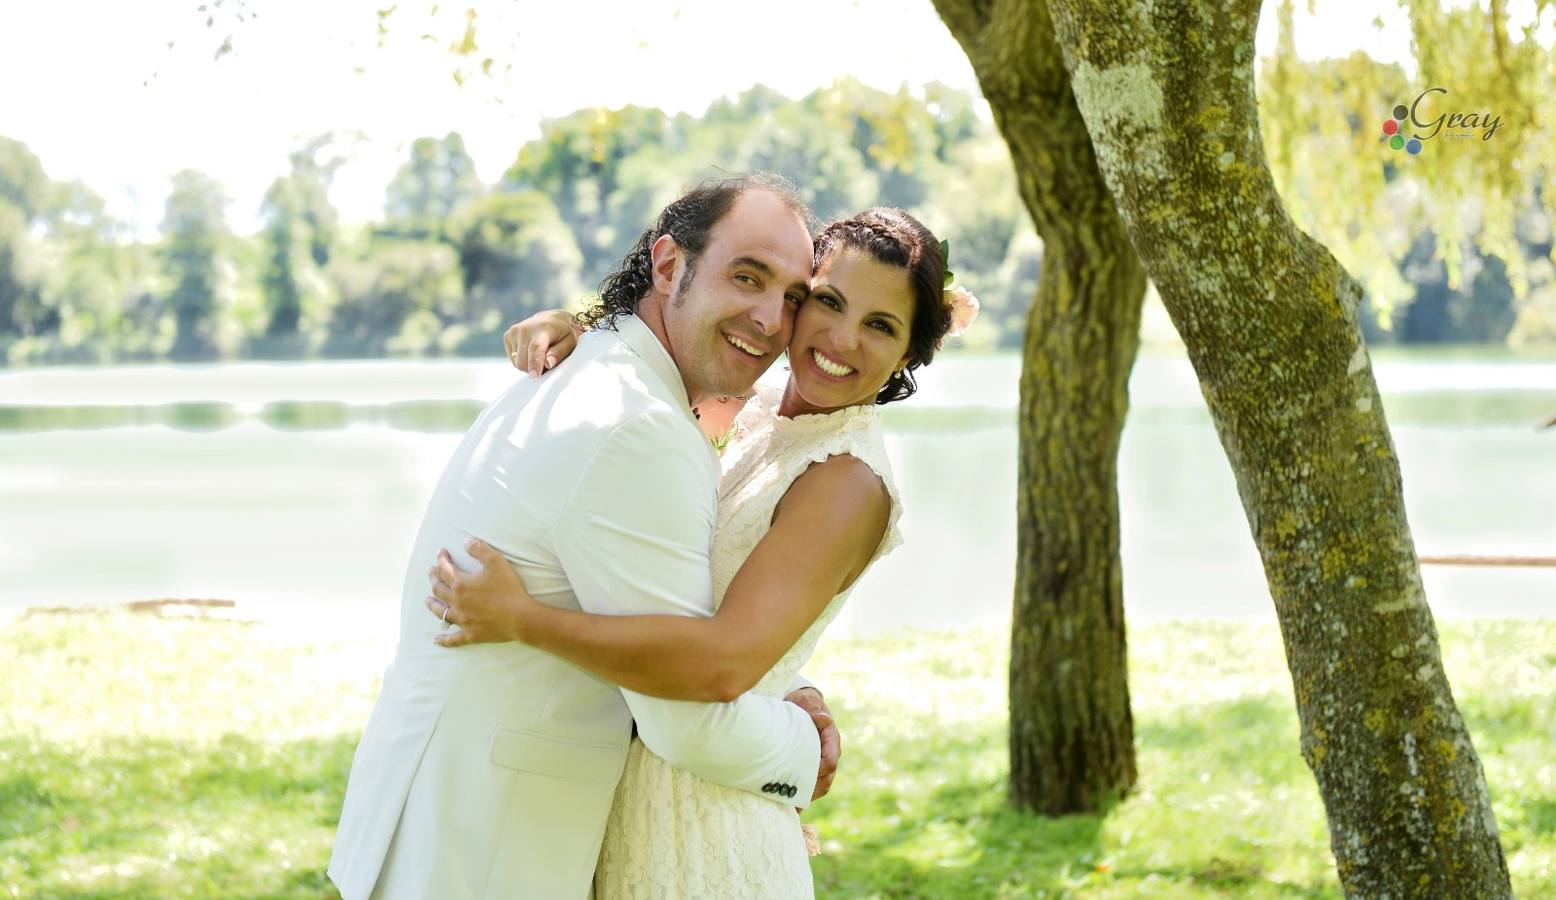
[938,239,980,339]
[944,284,980,337]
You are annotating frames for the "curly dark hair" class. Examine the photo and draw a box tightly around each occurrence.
[575,173,812,333]
[812,208,951,405]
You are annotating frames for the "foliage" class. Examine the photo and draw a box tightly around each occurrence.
[5,36,1556,367]
[1259,1,1556,344]
[2,613,1552,897]
[447,190,585,346]
[160,170,230,360]
[325,239,461,358]
[384,133,483,241]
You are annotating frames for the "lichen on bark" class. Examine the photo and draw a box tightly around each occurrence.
[1042,0,1513,895]
[932,0,1146,815]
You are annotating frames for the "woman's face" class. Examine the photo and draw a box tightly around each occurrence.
[783,247,916,414]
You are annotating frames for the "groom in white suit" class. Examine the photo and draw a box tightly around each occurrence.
[329,175,836,899]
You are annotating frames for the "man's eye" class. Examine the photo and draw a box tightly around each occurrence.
[734,274,757,286]
[785,292,805,305]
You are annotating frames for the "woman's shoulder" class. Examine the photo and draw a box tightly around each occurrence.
[793,454,891,509]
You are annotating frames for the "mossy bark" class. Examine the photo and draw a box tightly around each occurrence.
[933,0,1146,814]
[1040,0,1512,894]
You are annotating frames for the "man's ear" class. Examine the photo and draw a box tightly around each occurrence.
[649,234,683,297]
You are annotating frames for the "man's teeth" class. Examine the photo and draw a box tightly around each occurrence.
[726,335,762,357]
[812,349,855,377]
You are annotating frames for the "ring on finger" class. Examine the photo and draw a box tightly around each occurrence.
[441,604,451,628]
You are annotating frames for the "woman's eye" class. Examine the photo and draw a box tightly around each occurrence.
[817,294,840,309]
[870,320,894,335]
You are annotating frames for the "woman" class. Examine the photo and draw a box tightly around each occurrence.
[427,207,977,898]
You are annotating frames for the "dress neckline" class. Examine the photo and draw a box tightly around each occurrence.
[771,398,878,438]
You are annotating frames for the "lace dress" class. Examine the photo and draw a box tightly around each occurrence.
[593,387,905,899]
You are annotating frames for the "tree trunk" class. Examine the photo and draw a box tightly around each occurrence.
[932,0,1147,814]
[1043,0,1512,894]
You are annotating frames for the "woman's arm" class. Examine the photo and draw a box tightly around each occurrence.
[502,309,580,379]
[429,455,891,702]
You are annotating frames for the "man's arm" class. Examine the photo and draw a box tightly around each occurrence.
[553,411,822,807]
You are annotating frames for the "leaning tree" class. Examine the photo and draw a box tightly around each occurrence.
[962,0,1537,892]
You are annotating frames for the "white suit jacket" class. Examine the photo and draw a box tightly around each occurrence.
[328,315,822,900]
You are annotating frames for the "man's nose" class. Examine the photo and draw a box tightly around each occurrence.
[748,291,787,338]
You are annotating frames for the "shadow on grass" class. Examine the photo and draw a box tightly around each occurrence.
[0,733,355,898]
[4,690,1541,898]
[806,724,1109,898]
[805,696,1344,898]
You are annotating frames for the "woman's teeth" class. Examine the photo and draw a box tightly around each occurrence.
[812,349,855,377]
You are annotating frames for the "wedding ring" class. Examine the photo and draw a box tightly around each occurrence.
[441,605,451,627]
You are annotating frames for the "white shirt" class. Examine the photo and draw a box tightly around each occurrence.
[329,314,821,900]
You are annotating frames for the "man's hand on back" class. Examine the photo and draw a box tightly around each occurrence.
[785,687,840,802]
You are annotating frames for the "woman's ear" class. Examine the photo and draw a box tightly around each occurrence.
[649,234,683,297]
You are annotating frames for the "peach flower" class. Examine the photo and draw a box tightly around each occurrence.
[945,284,981,337]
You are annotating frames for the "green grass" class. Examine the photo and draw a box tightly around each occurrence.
[3,614,1553,898]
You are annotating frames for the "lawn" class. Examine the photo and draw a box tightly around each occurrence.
[2,612,1552,897]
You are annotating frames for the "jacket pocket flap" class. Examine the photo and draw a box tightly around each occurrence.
[488,726,625,783]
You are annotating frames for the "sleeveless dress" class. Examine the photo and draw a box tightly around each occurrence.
[593,387,905,899]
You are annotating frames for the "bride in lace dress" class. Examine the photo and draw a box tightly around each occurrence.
[428,208,976,899]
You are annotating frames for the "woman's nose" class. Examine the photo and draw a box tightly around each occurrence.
[828,324,859,352]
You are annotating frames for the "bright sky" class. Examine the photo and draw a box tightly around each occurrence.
[0,0,1540,237]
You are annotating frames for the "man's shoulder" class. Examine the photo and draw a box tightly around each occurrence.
[554,329,671,412]
[540,331,709,459]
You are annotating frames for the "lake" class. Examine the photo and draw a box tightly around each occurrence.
[2,348,1553,637]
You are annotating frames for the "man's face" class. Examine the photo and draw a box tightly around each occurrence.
[661,190,814,403]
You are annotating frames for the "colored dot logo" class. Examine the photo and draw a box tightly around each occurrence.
[1383,104,1423,155]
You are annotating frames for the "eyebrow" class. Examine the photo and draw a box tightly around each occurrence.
[817,283,907,327]
[734,255,809,296]
[730,256,774,277]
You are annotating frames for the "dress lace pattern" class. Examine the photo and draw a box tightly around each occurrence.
[593,387,904,899]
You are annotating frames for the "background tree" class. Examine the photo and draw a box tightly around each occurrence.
[384,133,483,242]
[37,181,147,361]
[502,106,679,286]
[160,170,229,360]
[0,138,53,345]
[446,190,584,350]
[259,136,347,352]
[931,0,1146,815]
[1036,0,1517,893]
[325,240,462,357]
[0,136,49,222]
[259,176,306,342]
[286,135,344,268]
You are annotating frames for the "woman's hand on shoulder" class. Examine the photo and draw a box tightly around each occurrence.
[503,310,581,379]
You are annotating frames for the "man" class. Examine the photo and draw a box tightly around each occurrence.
[329,175,838,899]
